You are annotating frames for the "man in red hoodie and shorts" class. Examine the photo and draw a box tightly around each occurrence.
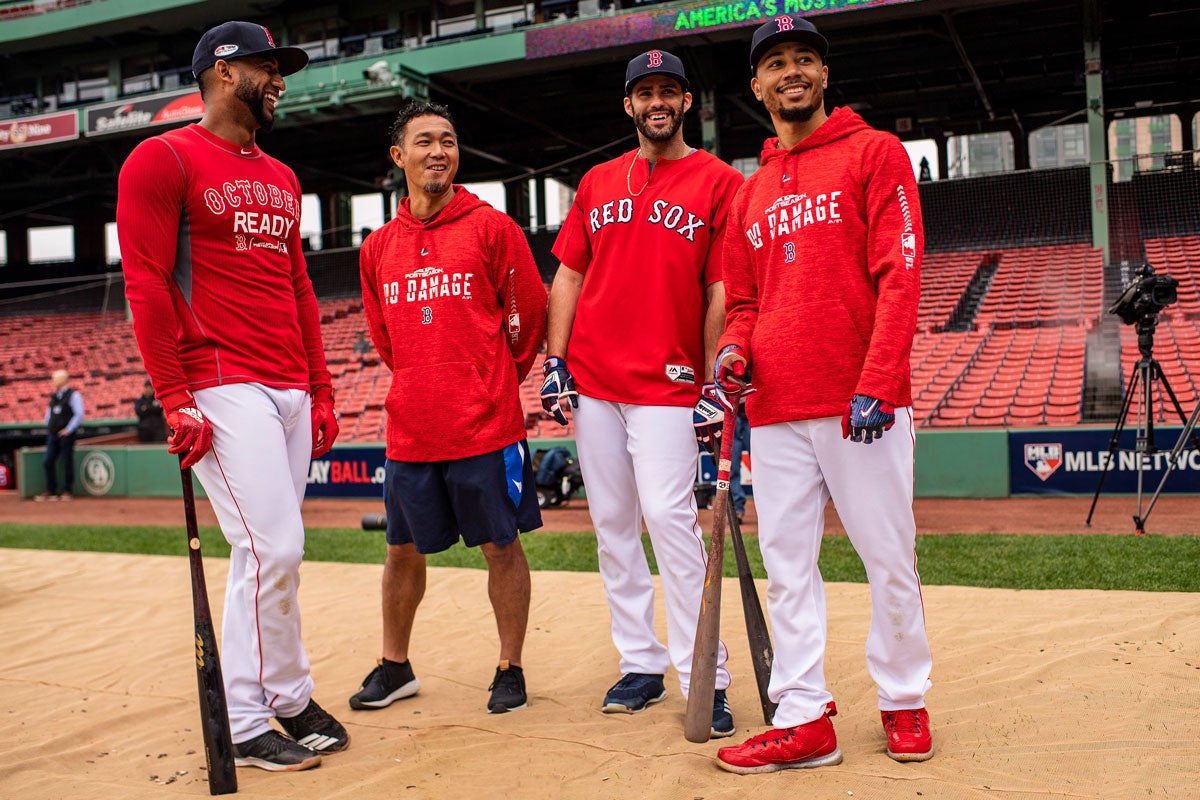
[353,101,548,715]
[713,17,933,773]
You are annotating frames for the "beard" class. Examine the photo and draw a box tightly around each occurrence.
[235,75,274,131]
[775,81,823,123]
[422,178,449,194]
[634,107,683,142]
[779,104,819,122]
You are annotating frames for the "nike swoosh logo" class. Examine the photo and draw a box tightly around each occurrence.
[859,400,879,418]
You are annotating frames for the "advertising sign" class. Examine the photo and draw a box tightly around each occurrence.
[85,90,205,136]
[1008,427,1200,495]
[0,110,79,150]
[305,447,388,499]
[528,0,921,59]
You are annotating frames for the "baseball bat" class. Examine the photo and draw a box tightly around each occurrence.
[683,409,738,743]
[726,502,778,726]
[181,464,238,795]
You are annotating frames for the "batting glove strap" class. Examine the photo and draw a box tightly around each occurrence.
[841,394,896,444]
[692,383,725,452]
[540,356,579,426]
[165,404,214,469]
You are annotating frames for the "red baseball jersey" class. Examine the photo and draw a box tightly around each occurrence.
[360,187,548,462]
[553,148,743,406]
[117,124,331,409]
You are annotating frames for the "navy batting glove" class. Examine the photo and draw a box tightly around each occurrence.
[693,383,724,453]
[540,356,578,426]
[841,394,896,444]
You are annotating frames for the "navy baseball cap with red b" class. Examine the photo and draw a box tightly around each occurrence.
[749,16,829,72]
[624,49,689,95]
[192,21,310,79]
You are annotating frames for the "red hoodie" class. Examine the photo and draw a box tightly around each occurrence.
[718,107,922,426]
[360,187,547,462]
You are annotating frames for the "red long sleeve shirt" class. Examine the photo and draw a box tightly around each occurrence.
[719,108,922,425]
[117,124,332,409]
[360,188,548,462]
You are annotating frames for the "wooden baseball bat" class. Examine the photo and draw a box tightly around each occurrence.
[181,464,238,795]
[726,502,778,726]
[683,409,738,743]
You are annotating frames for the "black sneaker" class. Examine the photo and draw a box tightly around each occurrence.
[349,658,421,710]
[487,660,527,713]
[711,689,735,738]
[277,698,350,753]
[601,673,667,713]
[233,730,321,772]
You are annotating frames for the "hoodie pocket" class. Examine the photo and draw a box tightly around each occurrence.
[752,299,869,407]
[386,361,491,441]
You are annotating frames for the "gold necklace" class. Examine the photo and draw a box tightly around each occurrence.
[626,151,651,197]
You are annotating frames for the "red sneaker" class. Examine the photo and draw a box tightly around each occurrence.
[716,705,842,774]
[881,708,933,762]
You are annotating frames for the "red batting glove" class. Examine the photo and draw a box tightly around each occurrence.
[310,388,339,458]
[164,396,214,470]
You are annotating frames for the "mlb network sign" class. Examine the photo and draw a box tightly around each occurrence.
[1009,429,1200,494]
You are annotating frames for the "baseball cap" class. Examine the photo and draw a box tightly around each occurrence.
[624,50,689,95]
[749,16,829,72]
[192,21,309,79]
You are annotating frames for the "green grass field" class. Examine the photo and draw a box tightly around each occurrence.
[1,524,1196,592]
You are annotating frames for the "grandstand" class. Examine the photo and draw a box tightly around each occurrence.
[3,0,1200,464]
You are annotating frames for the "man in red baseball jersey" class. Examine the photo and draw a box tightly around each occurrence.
[713,17,933,774]
[118,21,346,773]
[352,101,547,715]
[542,50,743,737]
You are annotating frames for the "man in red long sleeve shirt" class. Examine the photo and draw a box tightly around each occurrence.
[118,21,345,773]
[713,17,933,774]
[352,102,548,715]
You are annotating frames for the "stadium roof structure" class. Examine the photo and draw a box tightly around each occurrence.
[0,0,1198,266]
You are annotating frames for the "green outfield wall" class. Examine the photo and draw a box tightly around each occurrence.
[17,429,1007,501]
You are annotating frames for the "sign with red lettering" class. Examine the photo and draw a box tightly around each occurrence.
[0,111,79,150]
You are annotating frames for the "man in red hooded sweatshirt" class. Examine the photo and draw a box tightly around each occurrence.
[353,101,548,715]
[713,17,933,773]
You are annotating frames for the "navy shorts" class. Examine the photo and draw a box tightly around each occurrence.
[383,440,543,554]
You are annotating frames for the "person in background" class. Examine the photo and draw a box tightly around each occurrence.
[134,380,167,443]
[38,369,84,501]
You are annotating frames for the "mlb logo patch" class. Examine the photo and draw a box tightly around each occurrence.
[1024,443,1063,481]
[664,364,696,384]
[901,232,916,259]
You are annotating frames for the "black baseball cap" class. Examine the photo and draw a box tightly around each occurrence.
[624,50,689,95]
[192,21,309,79]
[749,16,829,72]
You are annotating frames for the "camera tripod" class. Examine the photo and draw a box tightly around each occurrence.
[1086,315,1200,533]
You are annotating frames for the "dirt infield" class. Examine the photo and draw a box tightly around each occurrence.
[2,491,1199,535]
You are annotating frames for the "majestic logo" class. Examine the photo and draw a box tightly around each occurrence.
[213,44,239,58]
[1024,443,1063,481]
[80,451,115,496]
[665,364,696,384]
[647,51,663,68]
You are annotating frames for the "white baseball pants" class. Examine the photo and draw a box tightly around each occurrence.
[752,410,931,728]
[192,383,315,743]
[573,395,730,695]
